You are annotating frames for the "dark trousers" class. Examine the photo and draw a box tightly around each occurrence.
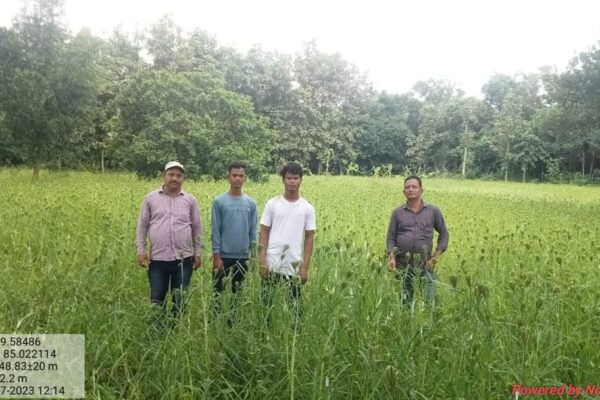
[212,258,249,323]
[395,253,436,306]
[148,257,193,318]
[396,266,436,306]
[261,273,302,327]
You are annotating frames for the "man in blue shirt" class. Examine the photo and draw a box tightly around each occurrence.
[211,161,258,324]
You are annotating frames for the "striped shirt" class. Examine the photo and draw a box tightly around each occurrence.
[136,188,203,261]
[386,201,449,258]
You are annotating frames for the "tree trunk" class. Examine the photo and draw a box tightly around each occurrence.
[590,153,595,183]
[582,149,586,175]
[541,169,544,182]
[101,148,105,175]
[504,141,510,181]
[522,164,527,183]
[461,147,467,176]
[32,161,40,179]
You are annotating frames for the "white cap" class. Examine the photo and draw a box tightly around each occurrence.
[164,161,185,172]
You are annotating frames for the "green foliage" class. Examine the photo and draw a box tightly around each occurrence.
[111,69,274,180]
[274,41,372,173]
[0,6,599,183]
[356,93,411,173]
[545,45,600,180]
[0,0,99,175]
[146,15,195,72]
[544,157,564,183]
[346,161,360,175]
[0,112,20,165]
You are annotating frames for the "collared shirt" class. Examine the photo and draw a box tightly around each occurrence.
[136,187,203,261]
[386,200,449,258]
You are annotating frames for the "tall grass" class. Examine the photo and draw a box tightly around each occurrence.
[1,169,599,399]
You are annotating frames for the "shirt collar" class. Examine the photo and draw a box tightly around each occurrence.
[401,200,428,210]
[158,186,186,196]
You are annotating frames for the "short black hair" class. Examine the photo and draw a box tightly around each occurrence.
[404,175,422,187]
[228,161,247,173]
[280,162,303,178]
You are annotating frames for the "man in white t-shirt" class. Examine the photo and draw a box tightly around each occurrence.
[259,162,316,320]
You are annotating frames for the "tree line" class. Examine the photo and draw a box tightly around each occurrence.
[1,0,599,183]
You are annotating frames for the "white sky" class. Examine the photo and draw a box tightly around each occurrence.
[2,0,600,97]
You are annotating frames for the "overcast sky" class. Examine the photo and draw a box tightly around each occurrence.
[2,0,600,97]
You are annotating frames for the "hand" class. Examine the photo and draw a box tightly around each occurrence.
[259,265,271,279]
[299,266,309,284]
[258,254,271,279]
[259,257,270,279]
[193,255,202,270]
[425,257,438,271]
[259,253,267,268]
[137,254,148,268]
[388,256,396,272]
[212,254,224,271]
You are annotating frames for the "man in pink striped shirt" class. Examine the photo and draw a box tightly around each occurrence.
[136,161,203,320]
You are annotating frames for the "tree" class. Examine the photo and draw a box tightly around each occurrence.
[145,15,194,72]
[547,45,600,181]
[0,0,99,177]
[224,46,299,170]
[90,29,146,173]
[405,103,443,173]
[356,93,411,173]
[413,79,464,105]
[280,41,372,173]
[405,80,473,174]
[489,93,531,181]
[111,70,274,180]
[482,74,518,109]
[451,97,488,176]
[0,111,20,165]
[481,73,547,181]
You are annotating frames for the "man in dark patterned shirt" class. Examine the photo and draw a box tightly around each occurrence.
[386,175,449,306]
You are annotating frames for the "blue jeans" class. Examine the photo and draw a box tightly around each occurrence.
[148,257,193,317]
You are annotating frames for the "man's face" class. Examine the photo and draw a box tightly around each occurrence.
[228,167,246,189]
[163,168,184,192]
[283,173,302,192]
[403,178,422,201]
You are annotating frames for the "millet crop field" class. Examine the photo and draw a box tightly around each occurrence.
[1,169,600,399]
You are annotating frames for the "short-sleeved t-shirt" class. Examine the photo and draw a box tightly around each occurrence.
[260,195,316,276]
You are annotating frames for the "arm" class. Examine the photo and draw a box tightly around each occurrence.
[258,200,273,278]
[299,230,315,284]
[135,198,151,268]
[386,210,398,270]
[211,199,223,270]
[426,208,449,270]
[249,201,258,253]
[191,199,203,270]
[259,224,271,278]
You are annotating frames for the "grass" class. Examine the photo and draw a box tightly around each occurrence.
[1,169,599,399]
